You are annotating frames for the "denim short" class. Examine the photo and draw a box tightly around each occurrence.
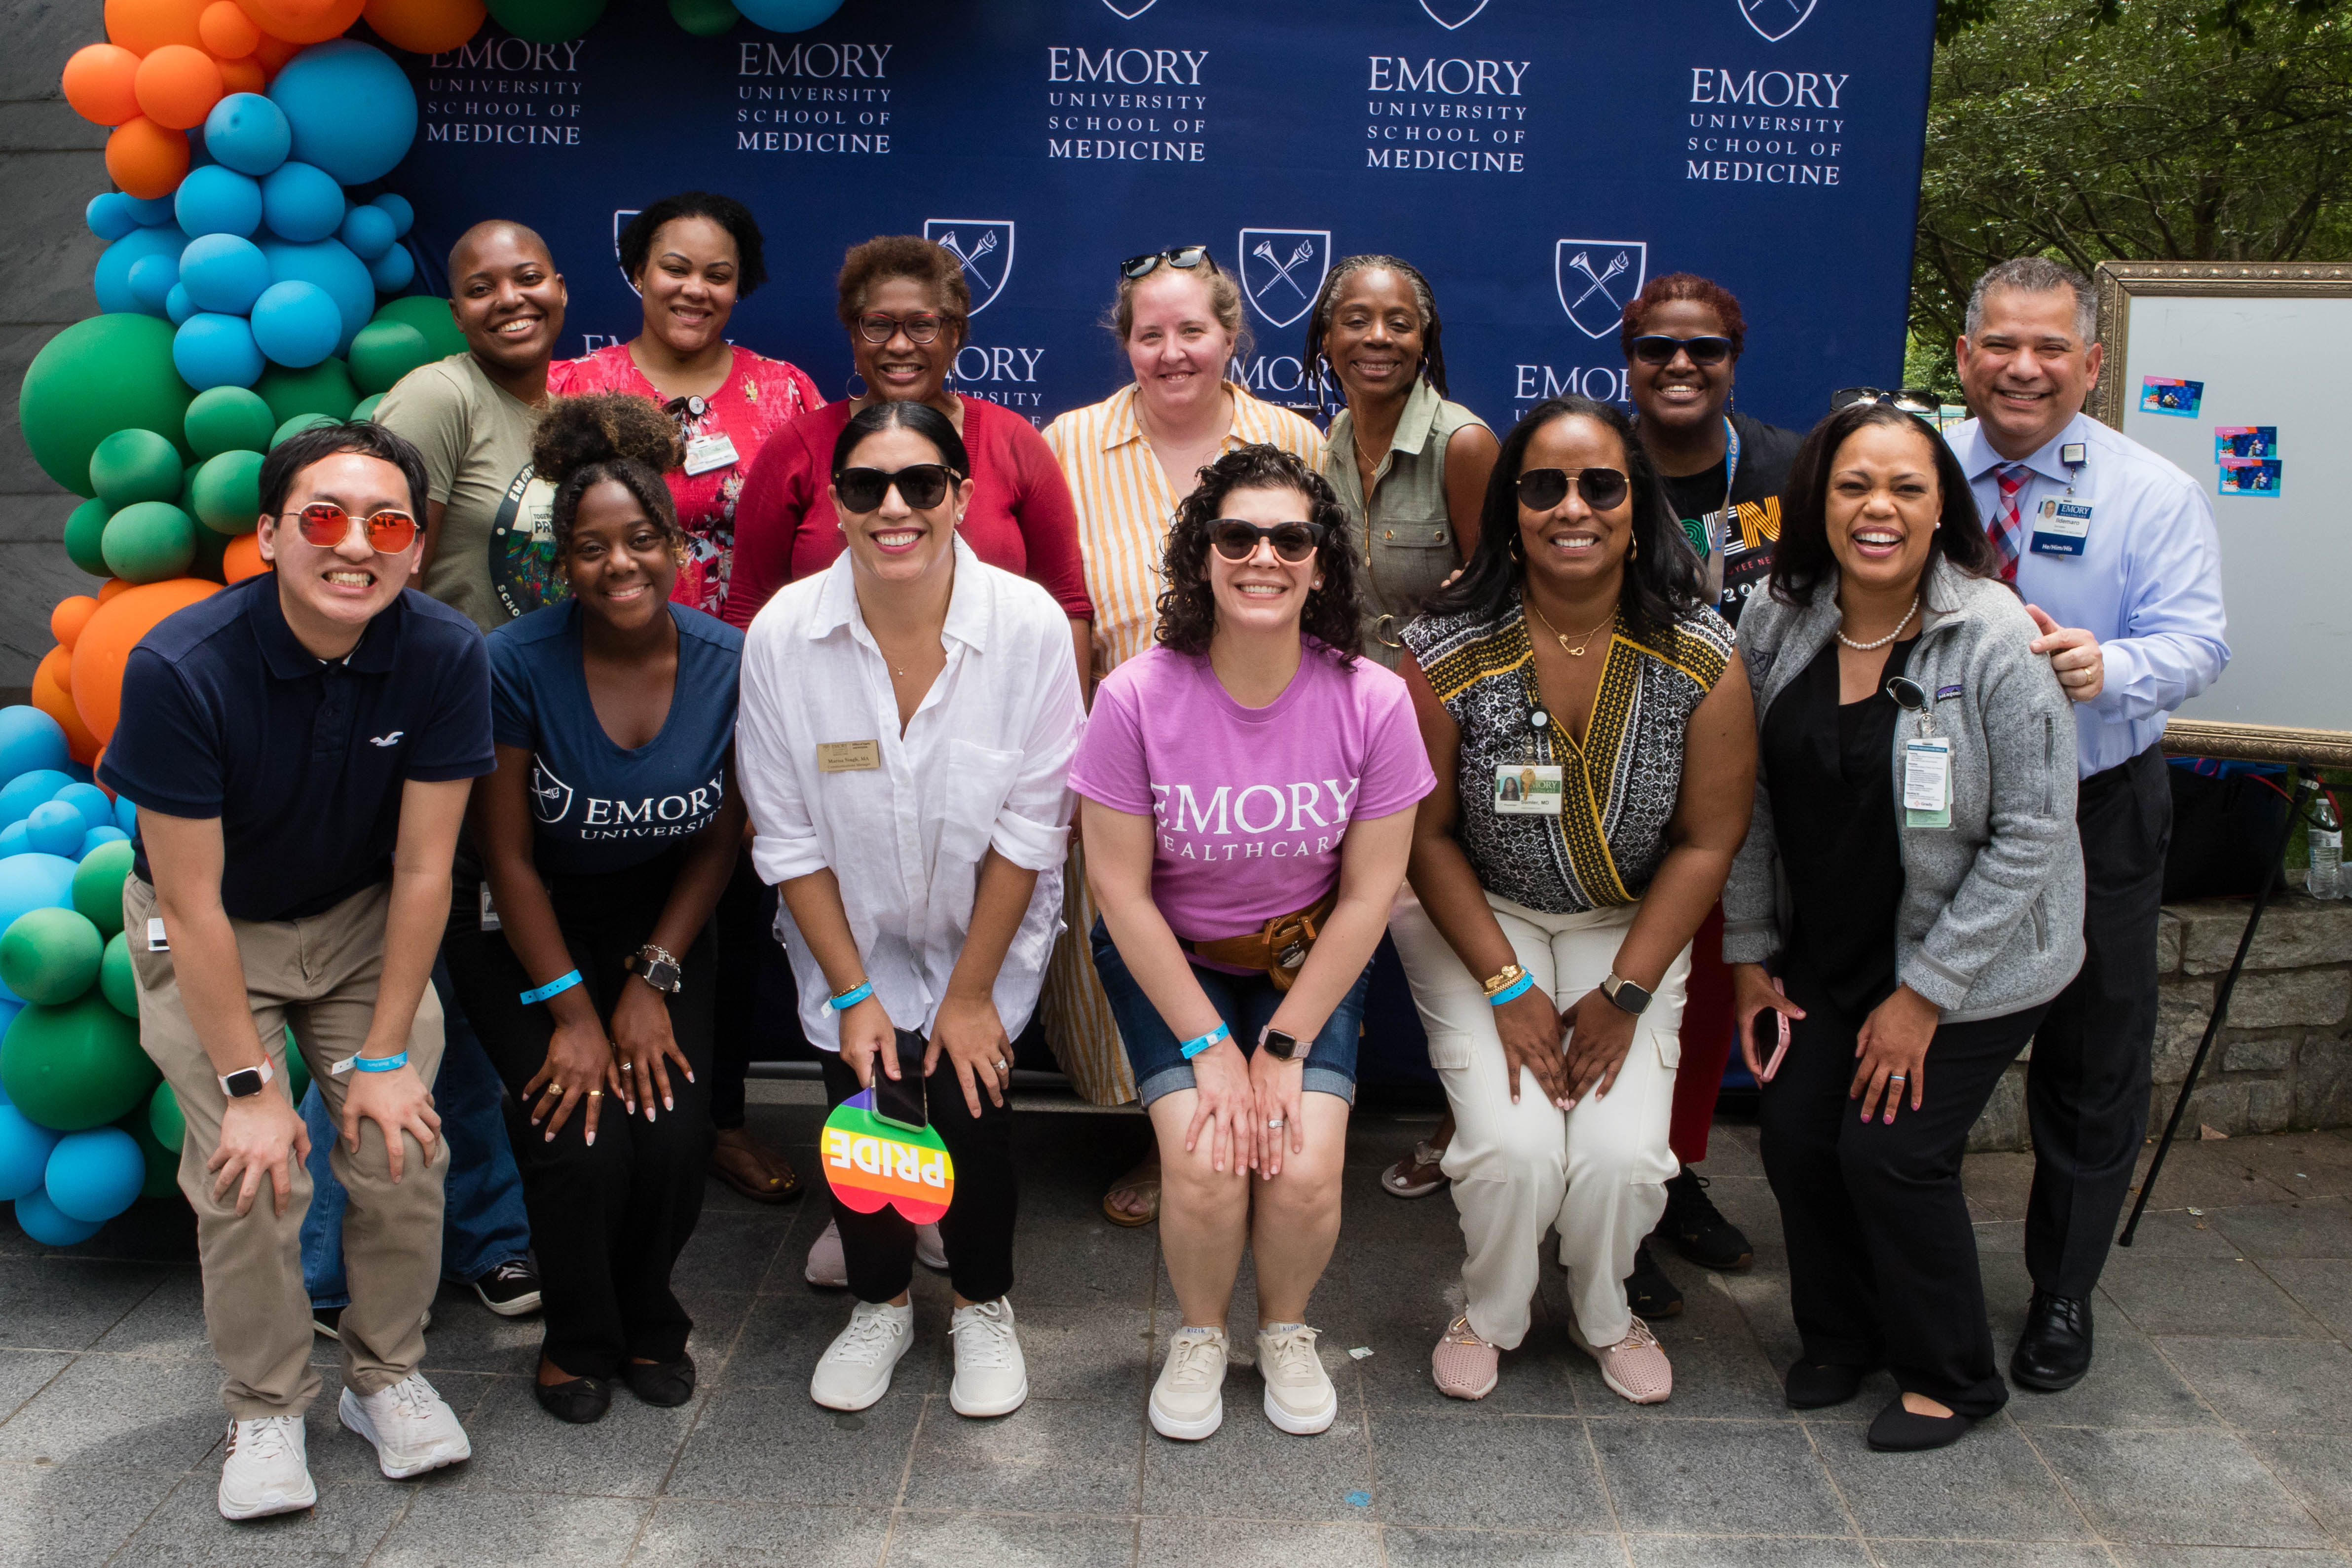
[1089,919,1368,1108]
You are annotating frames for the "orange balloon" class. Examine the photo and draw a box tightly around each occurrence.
[222,533,270,584]
[105,118,191,200]
[362,0,483,53]
[71,579,223,746]
[106,0,208,53]
[96,577,135,604]
[251,31,301,69]
[50,596,101,652]
[198,0,262,56]
[62,44,145,127]
[218,56,266,91]
[33,649,104,767]
[234,0,366,45]
[134,44,224,131]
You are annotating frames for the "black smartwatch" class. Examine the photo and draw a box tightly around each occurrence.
[1258,1025,1307,1062]
[626,946,684,995]
[1600,973,1654,1016]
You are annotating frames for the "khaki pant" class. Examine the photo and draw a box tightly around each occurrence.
[126,876,447,1419]
[1389,891,1685,1350]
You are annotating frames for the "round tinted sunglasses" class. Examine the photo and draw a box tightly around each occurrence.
[833,463,962,513]
[1516,467,1630,512]
[1207,520,1328,562]
[1628,334,1735,367]
[288,502,418,554]
[1120,245,1214,280]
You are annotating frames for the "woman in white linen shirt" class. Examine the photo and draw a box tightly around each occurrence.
[735,400,1083,1422]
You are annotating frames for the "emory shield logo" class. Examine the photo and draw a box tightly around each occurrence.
[529,757,574,825]
[1737,0,1818,41]
[1238,228,1331,330]
[925,220,1015,315]
[1554,240,1647,340]
[1419,0,1491,27]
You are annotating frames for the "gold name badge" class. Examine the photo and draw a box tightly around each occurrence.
[817,740,881,774]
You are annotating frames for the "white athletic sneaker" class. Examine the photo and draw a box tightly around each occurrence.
[1149,1326,1229,1440]
[217,1414,316,1520]
[916,1222,948,1271]
[1257,1323,1338,1434]
[948,1297,1028,1417]
[806,1219,849,1287]
[337,1373,472,1479]
[810,1300,915,1411]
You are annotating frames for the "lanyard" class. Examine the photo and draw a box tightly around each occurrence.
[1703,415,1741,604]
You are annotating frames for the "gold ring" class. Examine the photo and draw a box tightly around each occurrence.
[587,1089,603,1098]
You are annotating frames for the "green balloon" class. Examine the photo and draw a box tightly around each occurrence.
[147,1076,183,1151]
[18,313,196,497]
[89,428,186,510]
[190,450,264,536]
[65,498,112,578]
[122,1099,177,1198]
[351,393,385,422]
[0,991,156,1130]
[178,459,202,512]
[0,908,104,1006]
[254,360,358,428]
[100,931,136,1019]
[100,500,198,584]
[283,1026,309,1104]
[185,387,277,459]
[370,295,467,363]
[670,0,739,36]
[74,842,134,940]
[271,412,340,449]
[348,321,435,397]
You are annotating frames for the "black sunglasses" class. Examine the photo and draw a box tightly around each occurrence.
[1207,519,1328,563]
[1831,386,1941,415]
[1628,334,1735,367]
[1120,245,1214,280]
[1515,467,1630,512]
[833,463,961,513]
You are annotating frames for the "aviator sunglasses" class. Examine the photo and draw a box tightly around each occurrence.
[1515,467,1630,512]
[1120,245,1215,280]
[1207,519,1329,563]
[1628,334,1735,367]
[287,502,419,554]
[833,463,962,513]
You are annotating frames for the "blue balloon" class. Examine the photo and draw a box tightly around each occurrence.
[127,254,180,314]
[0,1105,58,1201]
[44,1128,145,1222]
[259,162,345,245]
[180,233,273,315]
[21,802,84,860]
[165,283,195,325]
[113,795,137,835]
[62,763,92,786]
[734,0,844,28]
[371,192,414,238]
[95,226,188,317]
[77,827,129,860]
[14,1189,103,1246]
[250,281,341,370]
[0,825,24,859]
[0,771,74,828]
[124,195,177,226]
[174,165,264,240]
[268,41,418,187]
[259,238,374,356]
[86,192,139,243]
[0,1001,20,1061]
[173,313,267,392]
[338,204,396,261]
[49,784,112,837]
[366,243,415,295]
[204,93,293,178]
[0,711,71,783]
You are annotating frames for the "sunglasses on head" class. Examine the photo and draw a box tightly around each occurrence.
[833,463,961,514]
[1515,467,1630,512]
[289,502,418,554]
[1207,519,1328,563]
[1120,245,1214,280]
[1628,334,1735,367]
[855,312,951,345]
[1831,386,1941,416]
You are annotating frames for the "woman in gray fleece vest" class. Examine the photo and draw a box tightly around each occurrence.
[1722,401,2084,1453]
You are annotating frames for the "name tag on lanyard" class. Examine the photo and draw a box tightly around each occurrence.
[1904,737,1952,829]
[2028,444,2091,557]
[1494,704,1564,815]
[683,433,739,476]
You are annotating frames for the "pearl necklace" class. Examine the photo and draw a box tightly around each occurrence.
[1836,594,1919,652]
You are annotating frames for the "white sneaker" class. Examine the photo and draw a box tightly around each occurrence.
[948,1297,1028,1417]
[916,1222,948,1271]
[1149,1326,1228,1441]
[1257,1323,1338,1435]
[338,1373,471,1479]
[806,1219,849,1287]
[810,1300,914,1411]
[217,1414,316,1520]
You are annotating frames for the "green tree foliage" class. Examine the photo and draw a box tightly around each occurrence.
[1908,0,2352,395]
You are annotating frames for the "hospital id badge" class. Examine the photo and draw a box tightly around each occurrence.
[683,433,740,476]
[1493,763,1564,816]
[479,883,502,932]
[1904,738,1952,829]
[2030,497,2092,557]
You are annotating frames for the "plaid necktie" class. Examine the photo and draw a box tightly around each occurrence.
[1989,462,2027,583]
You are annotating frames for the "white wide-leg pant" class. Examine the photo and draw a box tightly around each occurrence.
[1390,891,1685,1349]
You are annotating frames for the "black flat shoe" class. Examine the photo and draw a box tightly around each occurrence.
[1867,1396,1973,1452]
[1660,1168,1754,1271]
[2011,1290,2093,1391]
[1784,1359,1868,1410]
[623,1355,697,1408]
[533,1375,612,1424]
[1624,1243,1684,1319]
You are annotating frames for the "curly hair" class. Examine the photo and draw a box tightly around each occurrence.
[1619,271,1748,362]
[1154,444,1362,664]
[530,393,687,564]
[1303,254,1450,398]
[835,234,970,348]
[618,191,767,297]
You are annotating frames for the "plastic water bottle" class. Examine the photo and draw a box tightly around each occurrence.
[2311,800,2343,899]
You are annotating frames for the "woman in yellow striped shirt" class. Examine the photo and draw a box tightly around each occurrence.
[1041,245,1325,1223]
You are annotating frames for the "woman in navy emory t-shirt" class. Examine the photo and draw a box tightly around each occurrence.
[442,394,747,1425]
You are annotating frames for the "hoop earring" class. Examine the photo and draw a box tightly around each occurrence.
[845,372,869,401]
[1631,536,1640,560]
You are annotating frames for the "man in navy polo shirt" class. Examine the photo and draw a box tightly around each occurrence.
[100,423,495,1520]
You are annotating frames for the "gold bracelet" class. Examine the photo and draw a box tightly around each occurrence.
[1481,963,1527,996]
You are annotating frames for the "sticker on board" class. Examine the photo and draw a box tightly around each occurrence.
[2213,426,2278,460]
[821,1089,956,1224]
[2139,377,2203,417]
[2218,458,2282,498]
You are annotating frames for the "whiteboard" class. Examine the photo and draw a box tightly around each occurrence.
[2094,263,2352,761]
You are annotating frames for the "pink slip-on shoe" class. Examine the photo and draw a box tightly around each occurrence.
[1431,1313,1499,1400]
[1579,1314,1673,1405]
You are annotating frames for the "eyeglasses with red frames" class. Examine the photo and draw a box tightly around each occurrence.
[288,502,420,555]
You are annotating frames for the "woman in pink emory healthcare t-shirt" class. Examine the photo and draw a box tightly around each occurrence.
[1068,445,1433,1445]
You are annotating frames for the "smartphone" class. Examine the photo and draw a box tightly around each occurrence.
[1755,978,1792,1083]
[870,1030,929,1131]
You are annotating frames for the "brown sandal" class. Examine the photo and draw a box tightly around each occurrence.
[1101,1158,1159,1227]
[710,1127,802,1203]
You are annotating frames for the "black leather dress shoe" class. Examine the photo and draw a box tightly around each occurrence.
[624,1354,697,1408]
[1867,1396,1973,1452]
[533,1374,612,1424]
[2011,1290,2094,1391]
[1784,1359,1868,1410]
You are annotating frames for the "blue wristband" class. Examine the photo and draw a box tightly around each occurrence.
[354,1050,408,1073]
[822,980,874,1018]
[1488,971,1535,1007]
[519,969,581,1006]
[1178,1021,1232,1060]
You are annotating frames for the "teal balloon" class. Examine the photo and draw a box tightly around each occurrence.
[0,774,74,828]
[0,990,157,1131]
[50,784,112,837]
[485,0,609,44]
[347,320,432,396]
[77,827,127,860]
[127,255,180,315]
[14,1189,102,1245]
[185,385,277,457]
[123,196,175,226]
[338,204,396,261]
[0,1104,57,1198]
[259,162,345,245]
[272,412,339,448]
[173,313,266,392]
[732,0,841,29]
[174,165,263,240]
[94,226,189,318]
[205,93,292,178]
[250,281,341,369]
[0,907,101,1003]
[267,41,418,185]
[88,428,185,509]
[180,234,272,315]
[370,193,413,237]
[165,284,195,325]
[0,824,27,859]
[366,244,415,295]
[350,393,383,421]
[17,315,197,495]
[87,193,139,243]
[19,804,82,862]
[257,239,373,356]
[43,1126,143,1222]
[0,714,71,784]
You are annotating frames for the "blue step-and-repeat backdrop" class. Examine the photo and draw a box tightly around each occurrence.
[389,0,1938,437]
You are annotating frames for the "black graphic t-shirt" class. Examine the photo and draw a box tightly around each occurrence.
[487,599,742,877]
[1654,411,1804,629]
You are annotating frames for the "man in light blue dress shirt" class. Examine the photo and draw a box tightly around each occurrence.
[1947,258,2230,1395]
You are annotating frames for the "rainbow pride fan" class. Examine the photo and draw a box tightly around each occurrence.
[819,1089,955,1225]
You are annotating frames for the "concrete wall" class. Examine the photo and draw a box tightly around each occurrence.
[0,0,110,695]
